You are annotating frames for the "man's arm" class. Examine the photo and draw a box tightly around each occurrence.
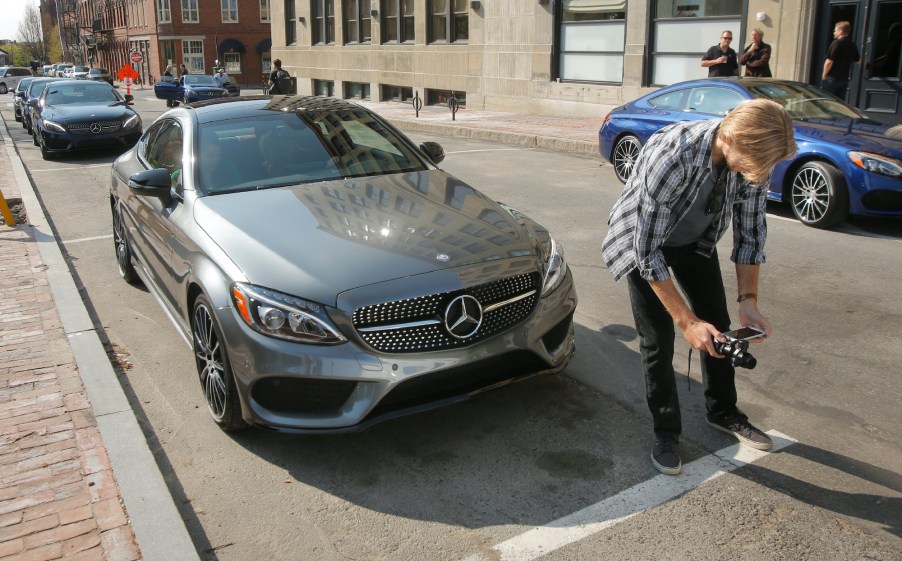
[735,263,772,338]
[823,58,834,79]
[649,279,724,356]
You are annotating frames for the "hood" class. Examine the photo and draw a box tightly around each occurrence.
[194,170,535,306]
[45,103,131,122]
[793,118,902,159]
[186,85,225,92]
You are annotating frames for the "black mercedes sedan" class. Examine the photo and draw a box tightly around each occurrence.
[33,81,142,160]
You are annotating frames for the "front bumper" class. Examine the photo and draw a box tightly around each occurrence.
[41,128,142,154]
[219,264,578,433]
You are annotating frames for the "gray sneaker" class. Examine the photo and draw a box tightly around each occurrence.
[706,413,773,450]
[651,434,681,475]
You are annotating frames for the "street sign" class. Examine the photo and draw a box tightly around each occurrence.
[117,64,139,81]
[130,51,143,64]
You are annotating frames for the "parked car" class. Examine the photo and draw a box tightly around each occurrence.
[153,74,229,107]
[33,80,141,160]
[42,64,54,77]
[86,67,113,85]
[0,66,33,94]
[12,77,35,121]
[53,63,72,77]
[599,77,902,229]
[62,66,77,79]
[110,95,577,433]
[21,77,59,134]
[71,66,90,79]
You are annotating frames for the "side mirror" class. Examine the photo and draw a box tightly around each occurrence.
[124,94,134,104]
[127,168,174,199]
[420,141,445,165]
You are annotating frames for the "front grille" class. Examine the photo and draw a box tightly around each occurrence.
[68,120,121,135]
[352,273,540,353]
[251,377,357,413]
[861,189,902,212]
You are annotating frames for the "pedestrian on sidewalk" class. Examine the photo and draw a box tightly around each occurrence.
[739,28,772,77]
[821,21,860,99]
[701,30,739,77]
[601,99,797,476]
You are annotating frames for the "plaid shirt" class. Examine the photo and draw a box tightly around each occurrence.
[601,119,768,283]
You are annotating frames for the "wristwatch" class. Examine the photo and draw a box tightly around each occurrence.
[737,293,757,303]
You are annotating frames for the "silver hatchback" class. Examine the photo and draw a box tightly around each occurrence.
[110,96,577,433]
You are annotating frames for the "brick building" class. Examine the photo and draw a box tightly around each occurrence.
[41,0,274,87]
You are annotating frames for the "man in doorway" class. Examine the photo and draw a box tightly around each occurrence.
[701,31,739,77]
[601,99,797,476]
[822,21,860,98]
[739,28,772,77]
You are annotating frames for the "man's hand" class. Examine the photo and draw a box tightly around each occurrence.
[683,318,725,358]
[738,299,772,343]
[749,42,758,52]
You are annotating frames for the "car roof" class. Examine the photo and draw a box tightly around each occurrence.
[188,95,369,124]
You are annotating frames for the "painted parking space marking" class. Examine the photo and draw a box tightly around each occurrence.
[28,164,111,173]
[64,234,114,245]
[464,431,796,561]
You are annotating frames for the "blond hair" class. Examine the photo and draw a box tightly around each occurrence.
[717,98,796,184]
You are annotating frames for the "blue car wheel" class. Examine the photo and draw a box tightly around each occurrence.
[612,135,642,184]
[790,161,849,229]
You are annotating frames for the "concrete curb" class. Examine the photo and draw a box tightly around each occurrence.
[1,119,201,561]
[380,118,600,156]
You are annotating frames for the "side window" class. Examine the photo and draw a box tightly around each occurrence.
[145,120,184,184]
[687,87,745,116]
[648,89,689,110]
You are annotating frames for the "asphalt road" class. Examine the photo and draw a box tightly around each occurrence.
[2,91,901,561]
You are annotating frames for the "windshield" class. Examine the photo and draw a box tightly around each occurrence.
[184,75,219,87]
[196,109,430,194]
[746,82,864,121]
[45,84,119,105]
[73,66,89,72]
[89,68,108,75]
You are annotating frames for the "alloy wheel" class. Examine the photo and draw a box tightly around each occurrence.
[193,303,228,421]
[613,135,642,183]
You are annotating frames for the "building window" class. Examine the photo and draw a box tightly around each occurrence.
[183,40,205,73]
[429,0,467,43]
[343,0,371,44]
[557,0,626,83]
[344,81,370,99]
[285,0,296,44]
[182,0,198,22]
[314,79,334,96]
[260,0,270,22]
[162,41,175,67]
[157,0,171,23]
[312,0,336,45]
[223,52,241,73]
[427,89,465,107]
[221,0,238,22]
[262,52,272,74]
[382,0,415,43]
[650,0,742,86]
[381,84,413,101]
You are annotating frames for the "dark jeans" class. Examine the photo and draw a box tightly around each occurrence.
[626,245,738,437]
[821,77,848,99]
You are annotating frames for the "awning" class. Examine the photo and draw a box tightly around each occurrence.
[218,38,246,53]
[256,38,272,53]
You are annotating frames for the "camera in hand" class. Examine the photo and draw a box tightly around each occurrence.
[712,338,757,369]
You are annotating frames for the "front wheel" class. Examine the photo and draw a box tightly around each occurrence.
[112,203,139,283]
[192,295,247,432]
[612,135,642,184]
[789,161,849,229]
[0,84,7,94]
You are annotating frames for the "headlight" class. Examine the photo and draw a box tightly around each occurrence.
[848,151,902,178]
[42,119,65,132]
[541,234,568,295]
[122,114,141,130]
[231,283,347,345]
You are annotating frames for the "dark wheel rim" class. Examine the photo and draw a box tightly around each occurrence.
[113,208,129,275]
[193,304,227,420]
[791,166,830,224]
[613,137,641,182]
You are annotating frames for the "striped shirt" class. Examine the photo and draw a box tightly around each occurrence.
[601,119,767,283]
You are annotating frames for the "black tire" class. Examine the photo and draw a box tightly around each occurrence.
[789,161,849,229]
[31,128,39,146]
[612,135,642,184]
[112,203,139,283]
[192,295,247,432]
[39,135,54,160]
[0,84,7,94]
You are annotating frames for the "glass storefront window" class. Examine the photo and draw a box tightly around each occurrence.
[655,0,741,18]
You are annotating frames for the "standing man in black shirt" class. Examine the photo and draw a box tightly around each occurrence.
[822,21,860,99]
[701,31,739,77]
[739,28,772,77]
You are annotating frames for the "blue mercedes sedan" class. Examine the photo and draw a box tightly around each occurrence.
[153,74,229,107]
[598,78,902,229]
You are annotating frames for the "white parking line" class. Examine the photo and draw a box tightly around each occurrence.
[64,234,113,245]
[29,164,111,173]
[445,148,527,154]
[463,430,796,561]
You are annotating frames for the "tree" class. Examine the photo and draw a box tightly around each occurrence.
[17,2,47,63]
[47,25,62,63]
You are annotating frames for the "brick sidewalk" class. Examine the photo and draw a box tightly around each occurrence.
[0,140,141,561]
